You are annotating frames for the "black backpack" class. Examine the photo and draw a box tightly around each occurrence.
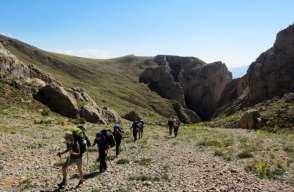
[74,135,87,155]
[101,129,116,148]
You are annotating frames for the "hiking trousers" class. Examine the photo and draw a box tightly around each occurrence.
[114,137,122,156]
[133,130,138,141]
[174,127,179,137]
[169,126,173,136]
[99,149,107,172]
[138,128,143,139]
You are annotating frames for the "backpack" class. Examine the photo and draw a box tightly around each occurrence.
[101,129,116,148]
[72,128,87,154]
[137,121,144,129]
[168,120,174,127]
[132,121,139,131]
[113,125,123,138]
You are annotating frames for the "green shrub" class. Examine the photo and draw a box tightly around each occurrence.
[116,159,130,165]
[41,109,50,116]
[135,158,152,166]
[246,159,287,179]
[128,175,160,182]
[237,151,254,159]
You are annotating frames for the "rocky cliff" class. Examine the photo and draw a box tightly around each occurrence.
[140,55,232,121]
[216,24,294,117]
[247,24,294,104]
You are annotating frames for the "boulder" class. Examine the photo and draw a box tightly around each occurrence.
[99,107,121,124]
[239,109,263,129]
[80,105,106,124]
[172,102,201,123]
[283,92,294,103]
[25,78,47,88]
[123,111,141,121]
[34,83,79,118]
[69,87,97,107]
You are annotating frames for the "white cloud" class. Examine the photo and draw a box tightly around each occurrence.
[52,48,120,59]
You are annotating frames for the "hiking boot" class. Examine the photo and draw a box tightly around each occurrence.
[58,179,67,188]
[77,179,85,186]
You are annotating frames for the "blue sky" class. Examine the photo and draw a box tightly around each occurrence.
[1,0,293,67]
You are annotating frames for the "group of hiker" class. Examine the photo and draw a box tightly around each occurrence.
[56,117,180,188]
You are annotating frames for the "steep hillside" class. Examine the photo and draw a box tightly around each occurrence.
[0,35,175,122]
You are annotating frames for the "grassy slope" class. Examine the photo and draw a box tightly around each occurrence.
[1,36,175,122]
[209,96,294,131]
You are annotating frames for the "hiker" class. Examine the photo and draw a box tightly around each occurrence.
[168,118,174,136]
[173,118,181,137]
[93,132,109,173]
[57,132,84,187]
[131,120,139,142]
[138,120,144,139]
[113,124,124,156]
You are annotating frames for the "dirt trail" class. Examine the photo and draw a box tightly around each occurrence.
[1,125,294,192]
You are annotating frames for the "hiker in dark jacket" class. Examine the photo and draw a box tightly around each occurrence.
[168,118,174,136]
[138,120,144,139]
[173,118,181,137]
[131,120,139,142]
[113,124,123,156]
[93,132,109,173]
[57,132,84,187]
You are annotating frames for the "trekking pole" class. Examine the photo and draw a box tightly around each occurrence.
[123,139,127,151]
[86,150,89,165]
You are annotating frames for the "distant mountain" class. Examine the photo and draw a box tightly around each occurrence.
[229,65,249,79]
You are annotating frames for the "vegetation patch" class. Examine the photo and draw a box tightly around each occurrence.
[17,177,33,191]
[135,158,152,166]
[128,175,160,182]
[245,159,286,179]
[237,151,254,159]
[116,158,130,165]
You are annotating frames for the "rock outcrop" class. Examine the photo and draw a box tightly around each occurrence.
[239,109,263,130]
[183,61,232,120]
[140,55,232,121]
[34,83,121,123]
[99,107,121,124]
[123,111,141,121]
[215,24,294,119]
[172,102,201,123]
[80,104,106,124]
[247,24,294,104]
[34,83,79,118]
[0,41,53,84]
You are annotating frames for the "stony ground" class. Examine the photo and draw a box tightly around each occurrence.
[0,107,294,191]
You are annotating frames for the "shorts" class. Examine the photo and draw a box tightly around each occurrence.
[65,156,82,166]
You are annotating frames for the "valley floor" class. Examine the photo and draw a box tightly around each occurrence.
[0,107,294,192]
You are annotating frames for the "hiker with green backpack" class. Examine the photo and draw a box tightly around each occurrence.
[57,131,85,188]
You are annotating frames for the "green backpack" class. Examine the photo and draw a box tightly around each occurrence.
[72,128,87,154]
